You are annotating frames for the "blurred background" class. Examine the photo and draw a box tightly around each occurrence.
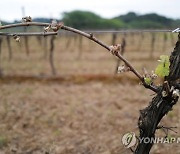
[1,0,180,28]
[0,0,179,153]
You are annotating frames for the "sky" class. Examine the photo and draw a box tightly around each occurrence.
[0,0,180,22]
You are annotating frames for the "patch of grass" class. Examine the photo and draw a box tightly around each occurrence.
[24,87,33,94]
[0,136,8,149]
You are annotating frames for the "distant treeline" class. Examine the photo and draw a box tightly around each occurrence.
[1,10,180,29]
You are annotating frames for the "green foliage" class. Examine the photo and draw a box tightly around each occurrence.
[129,20,163,29]
[144,77,153,85]
[114,12,177,29]
[1,11,179,29]
[172,19,180,27]
[116,12,137,23]
[33,18,52,23]
[155,55,170,78]
[62,10,125,29]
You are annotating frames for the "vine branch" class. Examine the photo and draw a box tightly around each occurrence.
[0,21,158,92]
[0,32,58,36]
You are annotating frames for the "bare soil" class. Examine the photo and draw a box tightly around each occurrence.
[0,33,179,154]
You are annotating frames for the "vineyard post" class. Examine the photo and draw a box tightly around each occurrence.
[49,35,56,75]
[24,36,30,56]
[137,33,144,51]
[0,37,2,75]
[36,36,45,59]
[170,33,175,46]
[150,33,156,58]
[65,33,72,50]
[73,34,78,48]
[130,32,135,45]
[111,32,117,45]
[6,36,12,61]
[77,35,83,59]
[36,36,42,46]
[43,36,48,59]
[162,32,167,52]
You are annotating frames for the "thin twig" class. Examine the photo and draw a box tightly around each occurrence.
[0,22,49,30]
[0,32,58,36]
[85,29,173,33]
[157,126,178,136]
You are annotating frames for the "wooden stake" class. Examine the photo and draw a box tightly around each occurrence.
[6,36,12,60]
[49,36,56,75]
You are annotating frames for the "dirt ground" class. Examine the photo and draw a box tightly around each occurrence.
[0,32,179,154]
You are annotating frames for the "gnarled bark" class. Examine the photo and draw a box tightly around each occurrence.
[135,33,180,154]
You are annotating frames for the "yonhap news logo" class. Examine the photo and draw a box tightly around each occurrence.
[122,132,137,148]
[122,132,180,148]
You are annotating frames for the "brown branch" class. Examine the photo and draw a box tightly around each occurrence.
[0,22,158,92]
[0,22,49,30]
[0,32,58,36]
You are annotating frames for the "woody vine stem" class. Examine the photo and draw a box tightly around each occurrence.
[0,20,158,92]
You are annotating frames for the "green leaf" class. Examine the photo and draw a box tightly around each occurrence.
[155,55,170,77]
[144,77,152,85]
